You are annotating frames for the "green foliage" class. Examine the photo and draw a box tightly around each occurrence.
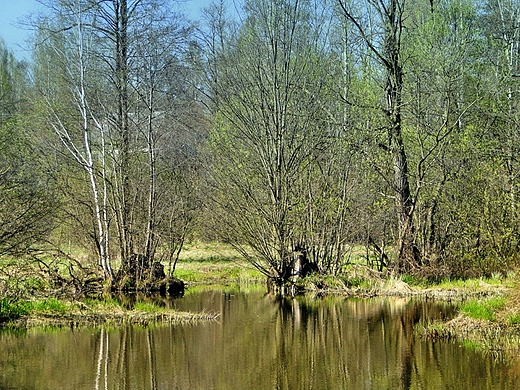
[400,274,419,286]
[346,277,365,288]
[0,42,57,256]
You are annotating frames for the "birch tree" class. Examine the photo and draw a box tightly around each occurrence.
[36,1,113,277]
[35,0,197,285]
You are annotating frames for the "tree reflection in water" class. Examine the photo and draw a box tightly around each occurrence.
[0,287,519,389]
[268,294,426,389]
[95,327,109,390]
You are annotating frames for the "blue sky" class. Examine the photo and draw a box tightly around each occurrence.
[0,0,214,61]
[0,0,41,60]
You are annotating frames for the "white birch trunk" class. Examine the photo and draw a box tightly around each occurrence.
[47,2,113,279]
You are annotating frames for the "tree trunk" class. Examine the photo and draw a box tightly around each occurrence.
[340,0,419,272]
[384,0,419,273]
[115,0,134,275]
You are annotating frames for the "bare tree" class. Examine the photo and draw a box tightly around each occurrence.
[37,1,113,277]
[206,0,348,287]
[35,0,197,287]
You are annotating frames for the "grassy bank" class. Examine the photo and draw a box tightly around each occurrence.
[417,282,520,357]
[0,296,218,329]
[0,242,259,329]
[296,263,510,300]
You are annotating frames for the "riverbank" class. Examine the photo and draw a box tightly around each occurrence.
[415,281,520,357]
[2,243,520,357]
[299,265,520,356]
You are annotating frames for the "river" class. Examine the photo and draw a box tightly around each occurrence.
[0,285,519,389]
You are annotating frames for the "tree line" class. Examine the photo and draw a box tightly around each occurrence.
[1,0,520,288]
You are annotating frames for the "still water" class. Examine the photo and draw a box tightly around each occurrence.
[1,286,519,389]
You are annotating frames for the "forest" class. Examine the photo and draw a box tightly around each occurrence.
[1,0,520,291]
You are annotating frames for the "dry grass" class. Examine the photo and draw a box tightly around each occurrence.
[10,310,219,329]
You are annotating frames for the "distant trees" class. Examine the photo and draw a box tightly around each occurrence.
[0,41,56,255]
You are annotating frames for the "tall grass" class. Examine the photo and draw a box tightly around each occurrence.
[0,298,30,320]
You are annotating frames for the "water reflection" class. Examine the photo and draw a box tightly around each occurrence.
[260,294,451,389]
[1,287,519,389]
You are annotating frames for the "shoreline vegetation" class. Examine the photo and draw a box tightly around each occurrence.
[2,299,220,330]
[1,243,520,357]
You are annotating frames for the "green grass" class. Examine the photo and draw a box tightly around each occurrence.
[507,313,520,326]
[84,297,122,310]
[178,242,244,262]
[173,243,263,284]
[133,301,165,313]
[27,298,68,314]
[462,339,481,351]
[0,297,30,320]
[460,297,507,321]
[0,297,70,322]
